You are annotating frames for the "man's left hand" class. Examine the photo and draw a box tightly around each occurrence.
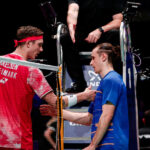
[85,29,102,43]
[40,104,57,116]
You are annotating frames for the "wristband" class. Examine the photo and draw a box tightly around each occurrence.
[67,95,77,107]
[99,27,104,34]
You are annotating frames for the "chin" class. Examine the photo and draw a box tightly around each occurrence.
[95,70,100,74]
[94,70,98,74]
[32,56,36,59]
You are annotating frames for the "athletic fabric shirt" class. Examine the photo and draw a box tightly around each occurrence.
[88,71,129,150]
[0,53,52,149]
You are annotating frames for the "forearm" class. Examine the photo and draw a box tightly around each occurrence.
[76,91,91,103]
[63,90,95,108]
[62,92,87,108]
[63,110,92,126]
[44,93,86,109]
[44,130,56,149]
[90,104,115,147]
[101,13,123,33]
[47,137,56,149]
[44,87,96,109]
[85,13,123,43]
[43,91,84,108]
[91,114,112,147]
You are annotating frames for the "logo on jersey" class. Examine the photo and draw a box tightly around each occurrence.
[0,77,8,84]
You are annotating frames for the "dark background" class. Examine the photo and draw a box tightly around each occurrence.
[0,0,68,66]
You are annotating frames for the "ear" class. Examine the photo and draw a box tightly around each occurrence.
[101,52,108,62]
[26,40,32,48]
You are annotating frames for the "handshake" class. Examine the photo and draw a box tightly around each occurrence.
[40,85,98,116]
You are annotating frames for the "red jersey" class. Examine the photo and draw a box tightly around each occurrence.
[0,53,52,150]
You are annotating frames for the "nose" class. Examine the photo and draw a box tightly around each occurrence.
[40,47,43,52]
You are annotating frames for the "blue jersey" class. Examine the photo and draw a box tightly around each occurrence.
[88,71,129,150]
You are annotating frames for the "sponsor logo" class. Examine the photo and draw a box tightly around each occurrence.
[66,67,101,88]
[0,77,8,84]
[88,70,101,81]
[87,70,101,87]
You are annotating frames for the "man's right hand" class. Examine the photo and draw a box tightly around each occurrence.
[83,85,96,101]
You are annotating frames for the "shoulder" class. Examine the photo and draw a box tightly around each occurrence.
[28,67,43,76]
[103,71,124,86]
[27,67,45,84]
[106,71,122,81]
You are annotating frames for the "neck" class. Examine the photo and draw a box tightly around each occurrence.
[13,47,27,60]
[100,64,114,78]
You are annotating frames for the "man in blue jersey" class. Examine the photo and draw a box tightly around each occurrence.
[40,43,129,150]
[86,43,129,150]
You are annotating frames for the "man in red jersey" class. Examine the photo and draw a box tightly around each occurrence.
[0,26,96,150]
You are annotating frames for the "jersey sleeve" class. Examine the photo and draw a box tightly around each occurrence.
[102,78,122,106]
[27,67,53,98]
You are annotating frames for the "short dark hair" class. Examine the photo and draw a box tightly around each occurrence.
[16,26,44,46]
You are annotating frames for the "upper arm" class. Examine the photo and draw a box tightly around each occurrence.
[67,2,79,16]
[102,79,122,106]
[27,67,52,98]
[102,104,115,120]
[67,2,79,30]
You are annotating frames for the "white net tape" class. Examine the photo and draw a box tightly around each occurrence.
[0,56,59,71]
